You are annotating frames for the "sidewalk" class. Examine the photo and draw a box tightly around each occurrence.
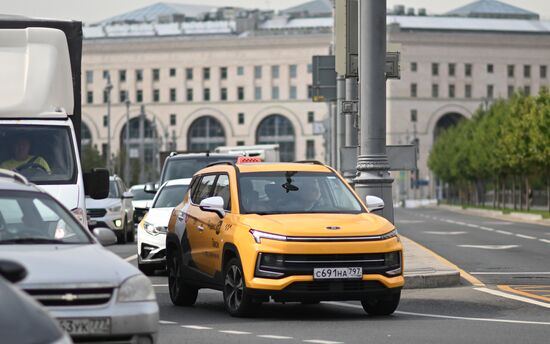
[438,204,550,227]
[401,236,461,289]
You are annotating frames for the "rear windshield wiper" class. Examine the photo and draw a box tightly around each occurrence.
[0,238,68,245]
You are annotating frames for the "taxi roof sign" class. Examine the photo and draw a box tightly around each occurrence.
[236,156,263,164]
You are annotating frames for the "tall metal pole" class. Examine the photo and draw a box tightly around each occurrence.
[105,73,113,174]
[336,75,346,171]
[343,76,358,184]
[354,0,394,222]
[138,105,145,183]
[124,99,130,183]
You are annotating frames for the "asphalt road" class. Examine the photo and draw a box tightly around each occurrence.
[109,209,550,344]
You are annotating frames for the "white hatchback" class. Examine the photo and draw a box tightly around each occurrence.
[137,178,191,275]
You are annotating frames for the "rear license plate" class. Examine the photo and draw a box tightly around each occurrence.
[58,317,111,335]
[313,267,363,280]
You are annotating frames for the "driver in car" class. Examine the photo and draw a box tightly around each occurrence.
[0,137,51,174]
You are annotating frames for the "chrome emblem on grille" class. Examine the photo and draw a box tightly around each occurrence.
[61,293,78,302]
[326,226,341,230]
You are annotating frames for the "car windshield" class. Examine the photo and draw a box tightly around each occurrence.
[162,157,237,184]
[153,184,189,208]
[0,191,92,244]
[131,186,155,201]
[0,125,76,184]
[238,172,365,214]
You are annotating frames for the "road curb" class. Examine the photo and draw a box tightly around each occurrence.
[404,271,461,289]
[436,205,550,227]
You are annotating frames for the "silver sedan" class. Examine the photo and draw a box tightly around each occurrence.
[0,170,158,343]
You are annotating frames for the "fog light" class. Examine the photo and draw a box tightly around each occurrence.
[114,219,122,228]
[255,253,284,278]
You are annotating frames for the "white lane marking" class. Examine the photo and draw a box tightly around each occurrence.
[475,287,550,310]
[540,239,550,244]
[423,231,467,235]
[219,330,251,335]
[159,320,177,325]
[480,226,495,231]
[455,221,467,226]
[458,244,519,250]
[182,325,213,330]
[515,234,536,240]
[445,220,457,224]
[471,272,550,275]
[466,224,480,228]
[496,230,513,235]
[326,301,550,324]
[303,340,344,344]
[258,335,294,339]
[153,284,168,287]
[124,254,137,262]
[483,221,512,225]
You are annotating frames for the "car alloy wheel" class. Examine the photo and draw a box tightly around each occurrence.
[168,254,180,300]
[168,251,197,306]
[225,265,244,311]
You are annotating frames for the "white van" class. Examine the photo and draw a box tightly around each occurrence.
[0,21,108,225]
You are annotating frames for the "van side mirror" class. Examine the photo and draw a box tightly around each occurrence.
[365,195,384,212]
[144,182,158,194]
[0,260,27,283]
[199,196,225,218]
[84,168,109,199]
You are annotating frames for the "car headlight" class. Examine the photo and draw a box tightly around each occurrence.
[143,222,166,236]
[117,274,156,302]
[380,229,398,240]
[108,205,122,213]
[71,207,86,225]
[249,229,287,244]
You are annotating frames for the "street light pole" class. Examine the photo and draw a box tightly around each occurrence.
[354,0,394,222]
[105,73,113,174]
[138,105,145,183]
[124,99,131,183]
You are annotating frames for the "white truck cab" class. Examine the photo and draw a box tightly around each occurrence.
[0,24,108,225]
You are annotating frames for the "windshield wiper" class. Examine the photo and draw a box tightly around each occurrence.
[254,211,287,215]
[0,238,68,245]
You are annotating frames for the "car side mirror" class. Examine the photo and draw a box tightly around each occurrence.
[365,195,384,212]
[84,168,109,199]
[0,260,27,283]
[199,196,225,218]
[122,191,134,199]
[93,227,118,246]
[144,182,158,194]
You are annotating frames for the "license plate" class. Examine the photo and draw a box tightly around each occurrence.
[313,267,363,280]
[58,318,111,335]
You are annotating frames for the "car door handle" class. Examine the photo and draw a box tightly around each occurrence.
[197,225,204,231]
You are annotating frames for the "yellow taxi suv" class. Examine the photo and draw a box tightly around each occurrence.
[166,158,403,317]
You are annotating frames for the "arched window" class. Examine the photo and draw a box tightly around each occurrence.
[434,112,465,141]
[256,114,295,161]
[81,122,92,147]
[187,116,226,152]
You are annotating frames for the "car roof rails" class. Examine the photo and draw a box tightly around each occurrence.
[0,169,29,185]
[294,160,326,166]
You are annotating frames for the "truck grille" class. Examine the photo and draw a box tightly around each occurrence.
[25,288,114,306]
[87,208,107,218]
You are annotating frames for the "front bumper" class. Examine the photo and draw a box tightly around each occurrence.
[88,212,124,232]
[137,229,166,268]
[48,299,158,343]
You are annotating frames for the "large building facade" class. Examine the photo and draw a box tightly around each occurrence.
[82,0,550,194]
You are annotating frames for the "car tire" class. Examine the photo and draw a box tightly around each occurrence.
[167,250,198,306]
[126,218,135,242]
[117,224,127,245]
[361,291,401,316]
[223,258,260,317]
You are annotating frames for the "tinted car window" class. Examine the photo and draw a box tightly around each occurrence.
[212,174,231,211]
[192,175,216,204]
[131,187,155,201]
[153,184,189,208]
[108,181,120,198]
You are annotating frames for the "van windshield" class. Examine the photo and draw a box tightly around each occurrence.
[0,125,76,184]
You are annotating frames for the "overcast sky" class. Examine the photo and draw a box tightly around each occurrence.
[3,0,550,23]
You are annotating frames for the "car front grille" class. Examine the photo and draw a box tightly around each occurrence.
[256,252,400,277]
[25,287,114,306]
[87,208,107,218]
[286,280,385,292]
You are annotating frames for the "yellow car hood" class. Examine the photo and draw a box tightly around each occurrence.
[240,213,394,237]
